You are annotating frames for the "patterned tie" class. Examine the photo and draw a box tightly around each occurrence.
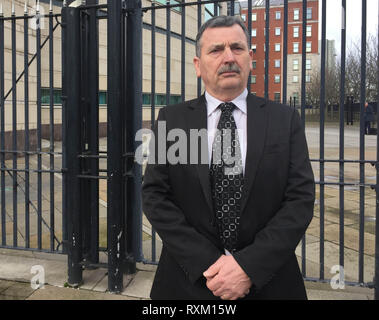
[210,102,244,253]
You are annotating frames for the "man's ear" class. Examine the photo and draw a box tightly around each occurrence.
[249,49,254,72]
[193,56,201,78]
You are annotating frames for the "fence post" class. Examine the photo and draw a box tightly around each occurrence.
[126,0,143,272]
[64,5,83,286]
[107,0,127,293]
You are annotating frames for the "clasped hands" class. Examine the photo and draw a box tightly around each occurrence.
[203,254,252,300]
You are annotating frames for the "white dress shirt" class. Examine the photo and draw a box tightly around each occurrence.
[205,89,248,256]
[205,89,248,174]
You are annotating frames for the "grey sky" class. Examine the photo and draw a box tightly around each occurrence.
[323,0,378,56]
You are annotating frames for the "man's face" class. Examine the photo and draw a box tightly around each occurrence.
[193,24,253,100]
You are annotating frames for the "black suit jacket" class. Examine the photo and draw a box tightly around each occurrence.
[142,93,315,300]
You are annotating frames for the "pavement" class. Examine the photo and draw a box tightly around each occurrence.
[0,247,375,300]
[0,122,377,300]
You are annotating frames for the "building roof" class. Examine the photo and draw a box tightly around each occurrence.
[239,0,303,8]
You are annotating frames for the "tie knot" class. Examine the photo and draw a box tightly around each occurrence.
[219,102,235,114]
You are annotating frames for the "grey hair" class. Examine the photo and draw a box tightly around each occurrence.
[195,15,250,57]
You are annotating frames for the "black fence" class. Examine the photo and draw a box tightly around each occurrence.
[0,0,378,299]
[0,2,63,253]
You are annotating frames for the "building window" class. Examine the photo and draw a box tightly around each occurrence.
[274,75,280,83]
[252,61,257,69]
[275,27,281,36]
[306,59,311,70]
[41,88,62,106]
[293,75,299,83]
[142,93,182,106]
[294,8,300,21]
[306,25,312,37]
[293,43,299,53]
[274,92,281,102]
[155,0,182,13]
[99,91,107,105]
[251,44,257,53]
[307,7,312,20]
[275,11,281,20]
[275,43,281,52]
[252,13,257,21]
[252,92,257,95]
[241,14,246,21]
[275,59,280,68]
[306,74,311,82]
[293,26,299,38]
[306,42,312,52]
[252,29,257,37]
[251,76,256,84]
[293,59,299,70]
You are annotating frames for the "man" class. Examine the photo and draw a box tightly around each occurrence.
[364,102,375,135]
[142,15,315,300]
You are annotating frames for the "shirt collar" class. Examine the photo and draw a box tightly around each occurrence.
[205,89,248,117]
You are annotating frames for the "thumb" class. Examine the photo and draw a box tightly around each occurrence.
[203,258,222,278]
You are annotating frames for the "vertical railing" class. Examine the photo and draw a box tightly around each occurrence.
[126,0,143,272]
[11,5,18,248]
[36,5,43,251]
[375,0,379,300]
[107,0,126,293]
[0,4,4,248]
[150,2,157,264]
[264,0,269,99]
[300,0,308,277]
[24,6,30,249]
[282,0,288,105]
[318,0,326,282]
[64,5,83,286]
[359,0,367,284]
[339,0,346,283]
[49,4,55,253]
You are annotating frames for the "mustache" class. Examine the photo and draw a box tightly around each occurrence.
[217,64,241,75]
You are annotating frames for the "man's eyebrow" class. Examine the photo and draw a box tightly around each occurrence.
[208,41,247,51]
[230,41,247,48]
[208,43,225,51]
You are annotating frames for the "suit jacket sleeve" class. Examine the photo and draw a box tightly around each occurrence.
[142,107,222,284]
[233,108,315,291]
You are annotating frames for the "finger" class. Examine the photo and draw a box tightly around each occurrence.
[212,286,226,297]
[220,294,230,300]
[206,276,222,292]
[203,261,221,278]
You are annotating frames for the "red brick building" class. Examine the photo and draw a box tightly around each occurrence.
[241,0,319,103]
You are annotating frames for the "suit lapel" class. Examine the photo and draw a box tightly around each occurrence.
[241,94,268,214]
[187,95,214,213]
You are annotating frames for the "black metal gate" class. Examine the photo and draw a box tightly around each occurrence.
[1,0,378,299]
[62,0,143,293]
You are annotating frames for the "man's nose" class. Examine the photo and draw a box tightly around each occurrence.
[222,47,236,63]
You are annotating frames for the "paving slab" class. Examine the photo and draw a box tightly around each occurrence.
[0,253,67,287]
[26,284,137,300]
[80,269,108,291]
[121,270,155,299]
[307,289,371,300]
[1,281,36,299]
